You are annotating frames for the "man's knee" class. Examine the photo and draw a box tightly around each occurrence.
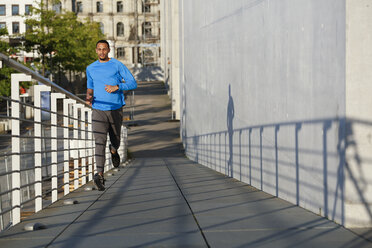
[95,136,107,147]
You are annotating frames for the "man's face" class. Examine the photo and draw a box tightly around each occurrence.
[96,42,110,61]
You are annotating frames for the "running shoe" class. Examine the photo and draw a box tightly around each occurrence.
[94,173,105,191]
[109,145,120,168]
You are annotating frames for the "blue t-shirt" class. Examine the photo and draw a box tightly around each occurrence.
[86,58,137,111]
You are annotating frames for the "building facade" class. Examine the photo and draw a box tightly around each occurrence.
[61,0,160,67]
[0,0,36,36]
[0,0,160,67]
[0,0,38,61]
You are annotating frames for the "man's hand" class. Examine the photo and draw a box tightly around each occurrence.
[105,85,119,93]
[86,89,93,106]
[86,96,92,106]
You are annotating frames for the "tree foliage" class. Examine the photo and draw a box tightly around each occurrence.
[24,1,104,76]
[0,66,14,97]
[0,27,14,97]
[52,13,103,72]
[0,27,10,53]
[0,1,104,97]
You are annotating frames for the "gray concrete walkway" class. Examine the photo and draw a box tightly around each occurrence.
[0,81,371,247]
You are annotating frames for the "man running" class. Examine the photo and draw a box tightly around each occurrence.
[86,40,137,191]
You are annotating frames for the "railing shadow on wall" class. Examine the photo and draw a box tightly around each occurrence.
[182,117,372,227]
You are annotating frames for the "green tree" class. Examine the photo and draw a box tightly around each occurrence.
[0,66,14,97]
[0,27,10,53]
[52,13,103,85]
[0,27,14,97]
[24,1,58,76]
[0,27,40,97]
[53,16,103,93]
[25,1,104,89]
[0,1,104,97]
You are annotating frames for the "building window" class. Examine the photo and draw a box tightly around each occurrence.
[25,23,32,32]
[96,1,103,13]
[142,0,151,13]
[117,47,125,58]
[77,2,83,13]
[142,49,154,64]
[142,22,151,36]
[12,5,20,16]
[0,5,6,16]
[25,5,32,15]
[0,22,6,30]
[99,22,104,34]
[12,22,20,34]
[53,2,62,14]
[117,22,124,37]
[117,1,123,12]
[71,0,76,12]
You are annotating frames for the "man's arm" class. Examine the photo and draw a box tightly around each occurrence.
[86,88,93,106]
[86,68,94,106]
[105,85,119,93]
[117,64,137,91]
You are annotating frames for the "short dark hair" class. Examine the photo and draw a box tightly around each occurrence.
[96,40,110,49]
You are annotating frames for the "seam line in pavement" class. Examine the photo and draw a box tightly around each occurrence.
[163,158,211,248]
[203,227,339,232]
[44,164,132,248]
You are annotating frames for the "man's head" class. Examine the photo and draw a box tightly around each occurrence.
[96,40,110,62]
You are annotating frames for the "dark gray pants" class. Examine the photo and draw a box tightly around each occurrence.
[92,107,123,173]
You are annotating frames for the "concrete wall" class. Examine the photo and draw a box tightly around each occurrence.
[179,0,372,228]
[345,0,372,227]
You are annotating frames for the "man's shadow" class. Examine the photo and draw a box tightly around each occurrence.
[227,84,235,177]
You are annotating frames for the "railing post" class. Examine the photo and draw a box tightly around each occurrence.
[87,109,94,180]
[81,107,90,185]
[119,127,127,162]
[11,73,31,225]
[34,85,51,213]
[73,104,83,190]
[119,128,124,161]
[63,99,75,195]
[80,108,86,186]
[124,127,128,161]
[105,135,110,172]
[51,93,65,203]
[76,104,85,187]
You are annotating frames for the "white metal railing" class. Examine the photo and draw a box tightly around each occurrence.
[0,53,127,231]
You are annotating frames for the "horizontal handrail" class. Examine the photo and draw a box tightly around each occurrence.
[0,53,87,106]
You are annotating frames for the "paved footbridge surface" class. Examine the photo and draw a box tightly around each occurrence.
[0,81,372,248]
